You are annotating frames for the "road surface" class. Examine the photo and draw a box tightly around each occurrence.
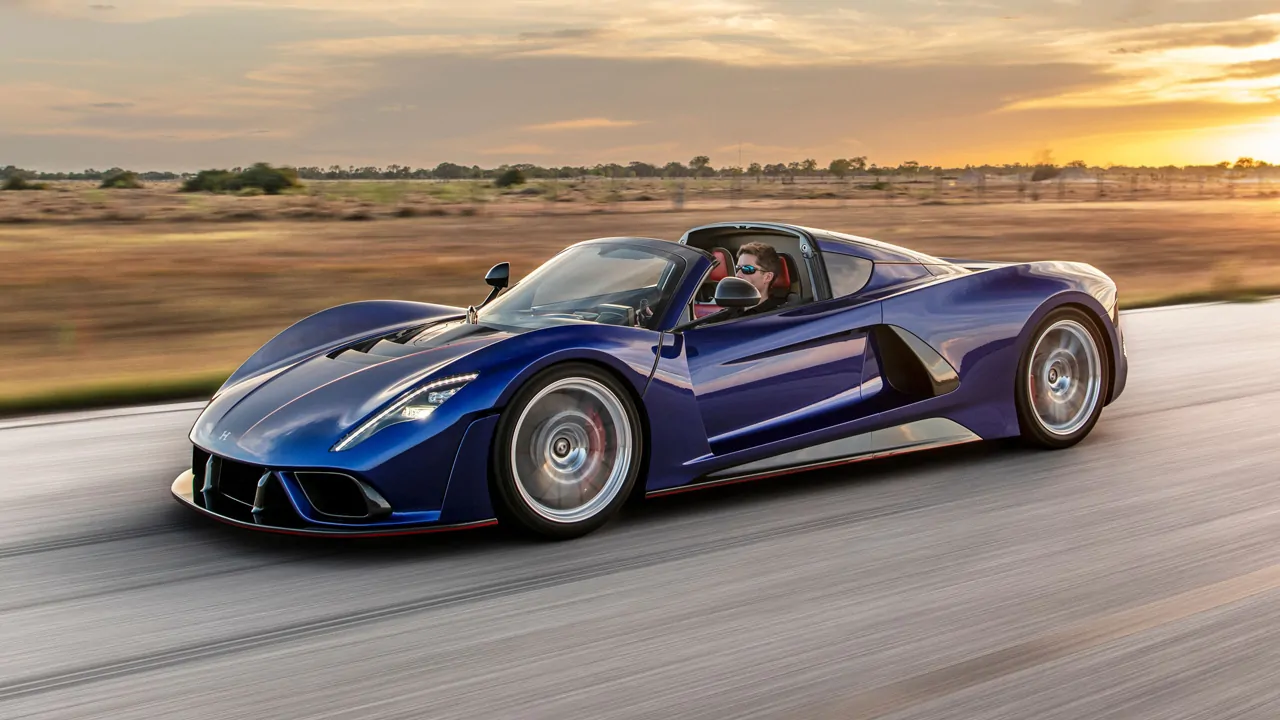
[2,300,1278,719]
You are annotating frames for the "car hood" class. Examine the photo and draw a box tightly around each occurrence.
[191,319,513,462]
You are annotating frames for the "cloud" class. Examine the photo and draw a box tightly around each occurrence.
[8,0,1280,170]
[522,117,645,132]
[1207,58,1280,80]
[1149,28,1278,50]
[516,28,605,41]
[478,144,555,156]
[1006,13,1280,109]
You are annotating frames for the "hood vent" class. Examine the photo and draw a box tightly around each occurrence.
[331,320,500,364]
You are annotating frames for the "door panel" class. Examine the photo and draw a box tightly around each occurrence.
[681,303,881,455]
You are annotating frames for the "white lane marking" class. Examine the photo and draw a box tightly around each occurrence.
[1122,296,1279,314]
[0,401,208,431]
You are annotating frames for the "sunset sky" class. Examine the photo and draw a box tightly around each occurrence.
[3,0,1279,171]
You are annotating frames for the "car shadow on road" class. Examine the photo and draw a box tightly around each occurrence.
[172,437,1035,565]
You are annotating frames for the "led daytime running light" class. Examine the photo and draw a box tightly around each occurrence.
[332,372,478,451]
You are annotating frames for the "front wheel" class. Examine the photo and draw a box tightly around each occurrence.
[491,363,643,539]
[1015,307,1110,449]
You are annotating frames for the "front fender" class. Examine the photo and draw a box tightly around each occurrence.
[220,300,465,393]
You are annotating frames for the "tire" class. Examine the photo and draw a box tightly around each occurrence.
[491,362,643,539]
[1015,306,1110,449]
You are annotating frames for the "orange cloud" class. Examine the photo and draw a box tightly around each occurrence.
[522,118,645,132]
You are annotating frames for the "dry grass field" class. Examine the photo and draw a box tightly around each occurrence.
[2,183,1278,412]
[2,173,1277,224]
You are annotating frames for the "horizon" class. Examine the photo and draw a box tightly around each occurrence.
[3,1,1279,170]
[4,156,1276,177]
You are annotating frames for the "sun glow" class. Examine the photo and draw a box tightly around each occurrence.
[1195,117,1280,165]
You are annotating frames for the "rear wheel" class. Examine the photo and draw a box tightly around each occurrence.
[491,363,642,539]
[1016,307,1109,449]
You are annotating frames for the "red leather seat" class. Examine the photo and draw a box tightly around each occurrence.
[770,253,796,296]
[708,247,733,282]
[693,303,720,318]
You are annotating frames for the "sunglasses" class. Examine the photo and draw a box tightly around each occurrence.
[736,264,761,275]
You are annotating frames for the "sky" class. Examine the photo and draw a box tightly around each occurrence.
[2,0,1279,171]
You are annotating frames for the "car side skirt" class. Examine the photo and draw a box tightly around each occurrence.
[646,418,980,497]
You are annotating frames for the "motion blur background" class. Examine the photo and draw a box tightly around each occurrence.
[3,3,1280,718]
[2,0,1279,411]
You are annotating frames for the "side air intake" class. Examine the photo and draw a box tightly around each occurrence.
[870,325,960,400]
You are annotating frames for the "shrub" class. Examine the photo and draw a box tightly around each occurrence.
[1031,166,1062,182]
[100,170,143,189]
[2,176,47,191]
[238,162,301,195]
[181,163,302,195]
[494,168,526,188]
[182,169,238,193]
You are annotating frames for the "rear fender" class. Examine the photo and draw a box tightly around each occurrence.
[880,261,1118,438]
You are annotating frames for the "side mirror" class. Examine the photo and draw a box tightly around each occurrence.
[669,277,762,333]
[468,261,510,323]
[485,262,509,290]
[714,276,761,308]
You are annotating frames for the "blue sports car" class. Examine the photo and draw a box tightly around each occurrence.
[173,221,1128,539]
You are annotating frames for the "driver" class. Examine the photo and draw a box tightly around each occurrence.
[734,241,787,316]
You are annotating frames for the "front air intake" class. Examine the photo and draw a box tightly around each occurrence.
[294,472,390,520]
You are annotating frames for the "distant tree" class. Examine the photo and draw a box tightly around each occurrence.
[181,163,300,194]
[828,158,852,180]
[433,162,467,180]
[801,158,818,176]
[494,168,526,187]
[689,155,711,178]
[1234,157,1256,170]
[238,163,301,194]
[628,161,658,178]
[100,169,143,189]
[747,162,763,183]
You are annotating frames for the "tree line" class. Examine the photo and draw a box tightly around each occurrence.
[1,156,1272,185]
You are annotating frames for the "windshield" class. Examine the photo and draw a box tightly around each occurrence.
[478,243,685,330]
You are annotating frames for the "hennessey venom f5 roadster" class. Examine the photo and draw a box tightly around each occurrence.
[173,221,1128,539]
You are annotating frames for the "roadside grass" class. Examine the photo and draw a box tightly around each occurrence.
[0,373,226,418]
[1,289,1274,419]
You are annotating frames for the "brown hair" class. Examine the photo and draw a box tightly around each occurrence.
[737,241,780,277]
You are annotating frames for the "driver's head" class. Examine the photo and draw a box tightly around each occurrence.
[735,241,779,298]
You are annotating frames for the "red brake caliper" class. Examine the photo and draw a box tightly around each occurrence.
[583,407,606,494]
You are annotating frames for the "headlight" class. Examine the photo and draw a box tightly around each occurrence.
[332,373,478,452]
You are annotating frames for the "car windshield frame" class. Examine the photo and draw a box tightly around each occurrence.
[476,240,692,332]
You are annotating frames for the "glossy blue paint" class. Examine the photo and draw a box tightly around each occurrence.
[220,300,464,391]
[858,262,937,295]
[674,301,880,456]
[175,223,1129,535]
[436,415,500,525]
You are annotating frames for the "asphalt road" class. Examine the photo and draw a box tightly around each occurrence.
[2,300,1279,719]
